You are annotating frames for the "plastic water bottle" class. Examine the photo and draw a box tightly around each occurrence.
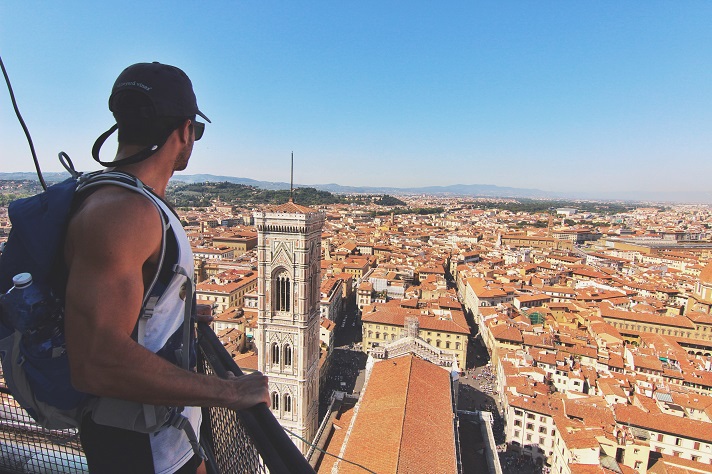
[0,273,64,358]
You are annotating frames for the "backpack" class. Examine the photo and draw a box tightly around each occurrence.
[0,158,202,457]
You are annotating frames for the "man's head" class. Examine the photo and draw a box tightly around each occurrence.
[93,62,209,167]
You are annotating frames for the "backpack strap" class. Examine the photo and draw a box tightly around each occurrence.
[172,264,193,372]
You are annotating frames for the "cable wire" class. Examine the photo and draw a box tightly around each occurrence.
[281,426,378,474]
[0,52,46,190]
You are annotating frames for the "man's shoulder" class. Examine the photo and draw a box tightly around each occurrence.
[70,185,164,239]
[79,185,159,217]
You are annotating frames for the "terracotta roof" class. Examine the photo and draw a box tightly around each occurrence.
[648,453,712,474]
[233,351,258,371]
[699,261,712,285]
[270,200,315,214]
[339,355,457,473]
[600,304,695,330]
[489,324,523,343]
[615,404,712,443]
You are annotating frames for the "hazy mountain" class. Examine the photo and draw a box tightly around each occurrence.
[2,172,709,204]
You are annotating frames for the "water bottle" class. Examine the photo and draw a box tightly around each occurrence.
[0,272,64,358]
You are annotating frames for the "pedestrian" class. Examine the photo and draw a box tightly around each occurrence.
[64,62,270,474]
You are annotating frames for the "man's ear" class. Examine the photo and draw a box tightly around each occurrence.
[178,119,192,144]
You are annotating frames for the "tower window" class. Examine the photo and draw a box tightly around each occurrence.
[284,394,292,413]
[271,342,280,365]
[275,274,291,312]
[284,344,293,367]
[272,392,279,411]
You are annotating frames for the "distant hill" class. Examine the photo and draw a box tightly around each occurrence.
[0,172,71,183]
[167,174,555,199]
[167,181,346,207]
[2,172,710,204]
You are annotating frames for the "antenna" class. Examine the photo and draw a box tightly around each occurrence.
[290,151,294,202]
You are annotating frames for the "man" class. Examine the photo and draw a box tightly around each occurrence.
[63,62,269,473]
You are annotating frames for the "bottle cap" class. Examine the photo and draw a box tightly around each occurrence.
[12,273,33,288]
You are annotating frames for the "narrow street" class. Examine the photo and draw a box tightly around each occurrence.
[319,302,367,419]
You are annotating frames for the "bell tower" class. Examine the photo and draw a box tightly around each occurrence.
[254,199,323,453]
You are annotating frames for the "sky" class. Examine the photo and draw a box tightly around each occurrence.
[1,2,711,199]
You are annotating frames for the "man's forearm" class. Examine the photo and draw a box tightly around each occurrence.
[70,335,256,410]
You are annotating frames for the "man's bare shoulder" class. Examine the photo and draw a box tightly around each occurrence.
[73,185,160,227]
[66,186,163,260]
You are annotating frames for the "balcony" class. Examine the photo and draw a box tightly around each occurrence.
[0,323,315,474]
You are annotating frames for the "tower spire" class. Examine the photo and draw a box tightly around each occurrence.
[289,151,294,203]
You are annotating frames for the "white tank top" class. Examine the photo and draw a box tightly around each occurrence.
[144,195,202,474]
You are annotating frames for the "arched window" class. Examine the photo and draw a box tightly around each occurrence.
[272,392,279,411]
[456,342,461,350]
[274,272,291,312]
[446,341,451,349]
[284,344,293,367]
[271,342,280,365]
[284,393,292,413]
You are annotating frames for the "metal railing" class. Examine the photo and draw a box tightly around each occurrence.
[0,323,315,474]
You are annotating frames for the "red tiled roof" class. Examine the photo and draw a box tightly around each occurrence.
[270,200,315,214]
[339,355,457,474]
[600,304,695,330]
[615,404,712,443]
[699,261,712,285]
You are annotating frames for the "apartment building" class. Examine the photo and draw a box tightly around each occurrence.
[616,404,712,464]
[212,232,258,255]
[196,272,258,314]
[319,276,343,323]
[361,301,469,369]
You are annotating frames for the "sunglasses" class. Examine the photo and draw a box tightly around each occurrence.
[193,120,205,141]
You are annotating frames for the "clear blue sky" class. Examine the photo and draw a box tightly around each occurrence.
[1,2,711,197]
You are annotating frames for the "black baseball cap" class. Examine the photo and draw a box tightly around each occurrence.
[92,62,210,167]
[109,62,211,123]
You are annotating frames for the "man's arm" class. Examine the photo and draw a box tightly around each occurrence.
[64,187,268,411]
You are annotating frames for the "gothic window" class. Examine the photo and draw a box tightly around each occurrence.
[274,272,291,312]
[271,342,280,365]
[272,392,280,411]
[284,344,293,367]
[284,393,292,413]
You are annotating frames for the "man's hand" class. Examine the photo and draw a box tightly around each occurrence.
[224,371,270,411]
